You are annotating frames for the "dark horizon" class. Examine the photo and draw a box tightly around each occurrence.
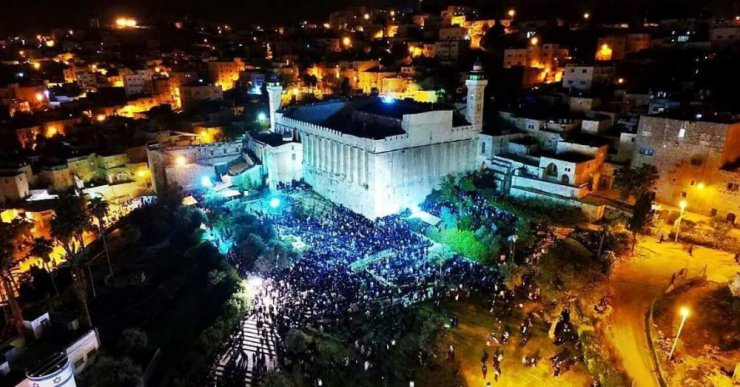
[3,0,735,34]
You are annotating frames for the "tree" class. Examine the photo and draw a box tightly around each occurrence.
[340,77,351,96]
[116,328,148,356]
[88,196,113,277]
[440,175,458,204]
[88,355,143,387]
[51,193,93,327]
[428,244,453,282]
[261,370,294,387]
[0,219,33,336]
[29,237,58,295]
[709,217,733,249]
[284,329,310,355]
[614,164,659,200]
[628,194,654,252]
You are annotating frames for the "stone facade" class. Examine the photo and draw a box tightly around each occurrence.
[147,137,243,192]
[631,115,740,221]
[279,110,479,218]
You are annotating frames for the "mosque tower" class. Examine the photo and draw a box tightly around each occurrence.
[465,59,488,130]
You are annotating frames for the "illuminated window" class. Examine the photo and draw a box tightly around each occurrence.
[678,128,686,138]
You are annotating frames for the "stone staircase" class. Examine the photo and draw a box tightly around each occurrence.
[209,312,279,386]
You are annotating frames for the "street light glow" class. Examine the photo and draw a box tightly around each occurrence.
[257,112,267,122]
[269,197,281,209]
[679,200,687,210]
[116,17,138,28]
[508,9,516,18]
[680,306,690,318]
[175,155,187,166]
[669,305,691,360]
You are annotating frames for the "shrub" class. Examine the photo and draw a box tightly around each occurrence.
[440,228,491,263]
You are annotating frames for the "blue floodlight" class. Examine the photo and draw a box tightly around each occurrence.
[410,204,421,217]
[381,95,395,104]
[201,176,213,188]
[268,197,281,209]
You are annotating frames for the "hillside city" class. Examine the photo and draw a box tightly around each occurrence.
[0,2,738,387]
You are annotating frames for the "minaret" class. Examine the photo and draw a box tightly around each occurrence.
[465,59,488,130]
[266,78,283,132]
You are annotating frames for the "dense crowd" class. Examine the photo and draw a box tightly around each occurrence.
[422,189,519,236]
[212,184,573,386]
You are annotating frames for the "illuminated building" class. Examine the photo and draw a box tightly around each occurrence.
[562,64,615,91]
[0,161,32,203]
[503,44,569,85]
[179,84,223,110]
[246,132,303,190]
[266,80,283,130]
[595,34,651,61]
[270,63,487,219]
[632,114,740,222]
[207,59,246,91]
[462,19,496,49]
[146,134,245,192]
[123,69,153,96]
[439,26,468,41]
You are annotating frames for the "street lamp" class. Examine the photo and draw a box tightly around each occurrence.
[668,306,690,360]
[674,200,687,243]
[508,9,516,18]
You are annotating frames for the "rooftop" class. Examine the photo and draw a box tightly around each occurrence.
[280,97,468,140]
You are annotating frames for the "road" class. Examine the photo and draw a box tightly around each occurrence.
[607,235,737,387]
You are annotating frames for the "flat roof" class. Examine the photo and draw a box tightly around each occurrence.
[281,97,468,140]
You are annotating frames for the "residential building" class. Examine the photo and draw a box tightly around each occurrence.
[631,114,740,222]
[562,64,615,91]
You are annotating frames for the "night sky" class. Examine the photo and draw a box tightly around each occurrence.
[3,0,735,33]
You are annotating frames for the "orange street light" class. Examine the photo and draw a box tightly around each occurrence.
[668,307,690,360]
[530,36,539,46]
[508,9,516,18]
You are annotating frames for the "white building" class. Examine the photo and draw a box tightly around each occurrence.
[271,63,487,219]
[246,132,303,190]
[123,70,153,96]
[562,64,615,91]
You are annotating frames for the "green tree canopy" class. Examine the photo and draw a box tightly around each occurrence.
[614,164,659,200]
[88,355,143,387]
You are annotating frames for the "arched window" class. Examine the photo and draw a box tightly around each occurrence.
[545,163,558,177]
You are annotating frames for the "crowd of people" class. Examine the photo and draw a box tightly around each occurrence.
[210,183,576,386]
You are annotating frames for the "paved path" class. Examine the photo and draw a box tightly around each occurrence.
[607,236,737,387]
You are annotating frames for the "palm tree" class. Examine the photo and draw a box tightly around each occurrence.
[87,196,113,277]
[0,219,33,336]
[29,237,59,296]
[51,193,93,327]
